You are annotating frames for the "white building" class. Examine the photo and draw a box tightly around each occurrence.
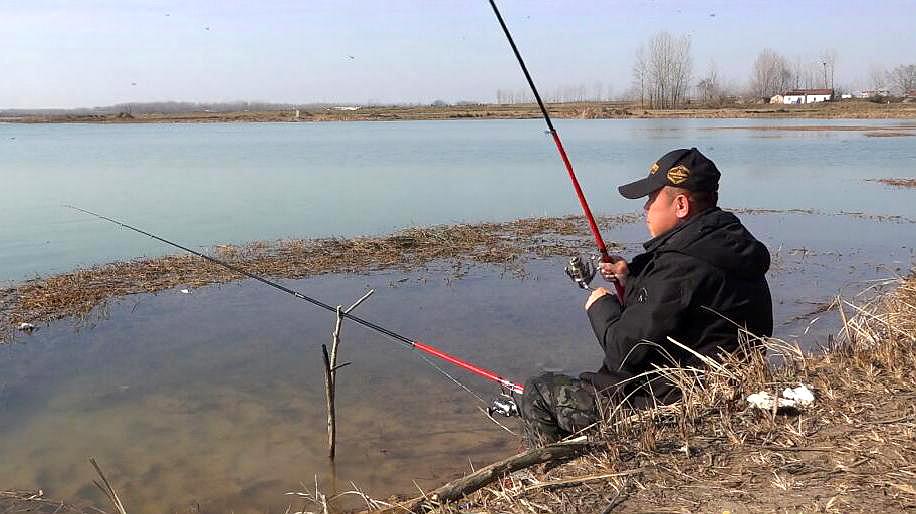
[782,89,833,104]
[855,89,890,98]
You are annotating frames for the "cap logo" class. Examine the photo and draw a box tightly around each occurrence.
[667,164,690,185]
[649,162,660,174]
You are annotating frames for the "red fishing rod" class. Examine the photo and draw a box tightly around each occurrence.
[488,0,626,301]
[65,205,524,396]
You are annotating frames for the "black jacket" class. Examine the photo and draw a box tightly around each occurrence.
[582,207,772,402]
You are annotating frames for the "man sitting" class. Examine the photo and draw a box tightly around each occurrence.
[519,148,773,445]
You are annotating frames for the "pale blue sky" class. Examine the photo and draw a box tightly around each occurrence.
[2,0,914,109]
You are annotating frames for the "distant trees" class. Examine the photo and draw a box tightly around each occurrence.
[820,49,838,89]
[495,81,612,104]
[750,49,792,98]
[696,61,726,106]
[631,32,693,109]
[887,64,916,96]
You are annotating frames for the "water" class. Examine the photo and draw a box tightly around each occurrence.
[1,119,914,282]
[0,120,914,512]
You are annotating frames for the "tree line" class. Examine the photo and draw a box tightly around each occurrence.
[495,31,916,108]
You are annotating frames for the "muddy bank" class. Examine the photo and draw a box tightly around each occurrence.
[704,124,916,137]
[4,209,914,337]
[364,273,916,513]
[3,100,916,124]
[0,214,637,331]
[869,178,916,189]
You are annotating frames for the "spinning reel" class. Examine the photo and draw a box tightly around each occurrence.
[564,255,597,290]
[487,389,520,418]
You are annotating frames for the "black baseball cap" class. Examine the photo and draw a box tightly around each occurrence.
[618,148,720,199]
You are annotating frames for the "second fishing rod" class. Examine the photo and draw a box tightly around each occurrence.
[65,205,525,402]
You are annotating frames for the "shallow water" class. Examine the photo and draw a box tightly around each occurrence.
[1,211,912,513]
[2,118,915,282]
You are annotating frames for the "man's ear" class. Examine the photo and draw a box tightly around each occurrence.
[675,194,691,219]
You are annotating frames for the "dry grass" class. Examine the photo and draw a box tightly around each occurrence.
[868,178,916,189]
[6,100,916,125]
[0,214,637,331]
[0,489,101,514]
[365,271,916,513]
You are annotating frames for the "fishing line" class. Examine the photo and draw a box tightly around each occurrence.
[64,205,524,400]
[487,0,626,300]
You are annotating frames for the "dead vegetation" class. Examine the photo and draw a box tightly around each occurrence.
[705,124,916,135]
[353,272,916,513]
[0,214,637,331]
[0,490,99,514]
[5,100,916,124]
[868,178,916,189]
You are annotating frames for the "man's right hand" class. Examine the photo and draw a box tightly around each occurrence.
[599,256,629,287]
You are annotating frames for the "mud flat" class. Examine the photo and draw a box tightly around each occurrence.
[868,178,916,189]
[3,100,915,124]
[0,214,638,331]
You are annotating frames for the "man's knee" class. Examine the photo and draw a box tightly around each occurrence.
[518,372,599,445]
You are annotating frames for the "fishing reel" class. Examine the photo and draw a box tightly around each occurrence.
[487,390,520,418]
[565,255,597,290]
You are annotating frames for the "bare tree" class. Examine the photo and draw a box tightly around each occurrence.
[632,32,692,109]
[868,64,887,91]
[632,46,648,107]
[696,60,723,105]
[750,49,792,98]
[887,64,916,96]
[820,49,838,89]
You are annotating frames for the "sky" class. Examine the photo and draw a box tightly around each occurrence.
[2,0,915,109]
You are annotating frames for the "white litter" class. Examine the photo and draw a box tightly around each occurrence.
[782,384,815,408]
[747,383,815,411]
[17,322,36,331]
[180,289,191,294]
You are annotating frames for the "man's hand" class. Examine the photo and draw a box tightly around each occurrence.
[599,255,629,287]
[585,287,610,310]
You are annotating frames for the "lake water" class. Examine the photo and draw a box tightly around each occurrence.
[0,119,914,512]
[1,118,914,282]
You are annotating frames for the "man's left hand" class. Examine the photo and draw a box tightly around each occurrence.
[585,287,610,310]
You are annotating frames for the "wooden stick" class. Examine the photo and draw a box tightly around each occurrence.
[323,290,375,460]
[322,343,336,459]
[379,436,591,513]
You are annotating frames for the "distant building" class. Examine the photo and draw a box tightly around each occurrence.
[906,90,916,98]
[769,94,784,104]
[841,94,853,99]
[330,106,360,111]
[855,89,890,98]
[782,89,834,104]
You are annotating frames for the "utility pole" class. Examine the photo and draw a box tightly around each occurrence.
[822,61,828,89]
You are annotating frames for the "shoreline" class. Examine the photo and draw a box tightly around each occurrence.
[3,100,916,124]
[371,273,916,513]
[3,208,914,333]
[1,210,913,512]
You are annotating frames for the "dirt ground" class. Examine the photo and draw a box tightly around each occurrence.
[3,100,915,124]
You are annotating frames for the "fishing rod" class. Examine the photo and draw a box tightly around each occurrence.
[487,0,626,301]
[65,205,525,401]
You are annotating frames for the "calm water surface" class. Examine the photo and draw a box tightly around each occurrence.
[0,120,914,512]
[1,118,914,281]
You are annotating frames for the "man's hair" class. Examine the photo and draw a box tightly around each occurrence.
[666,187,719,213]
